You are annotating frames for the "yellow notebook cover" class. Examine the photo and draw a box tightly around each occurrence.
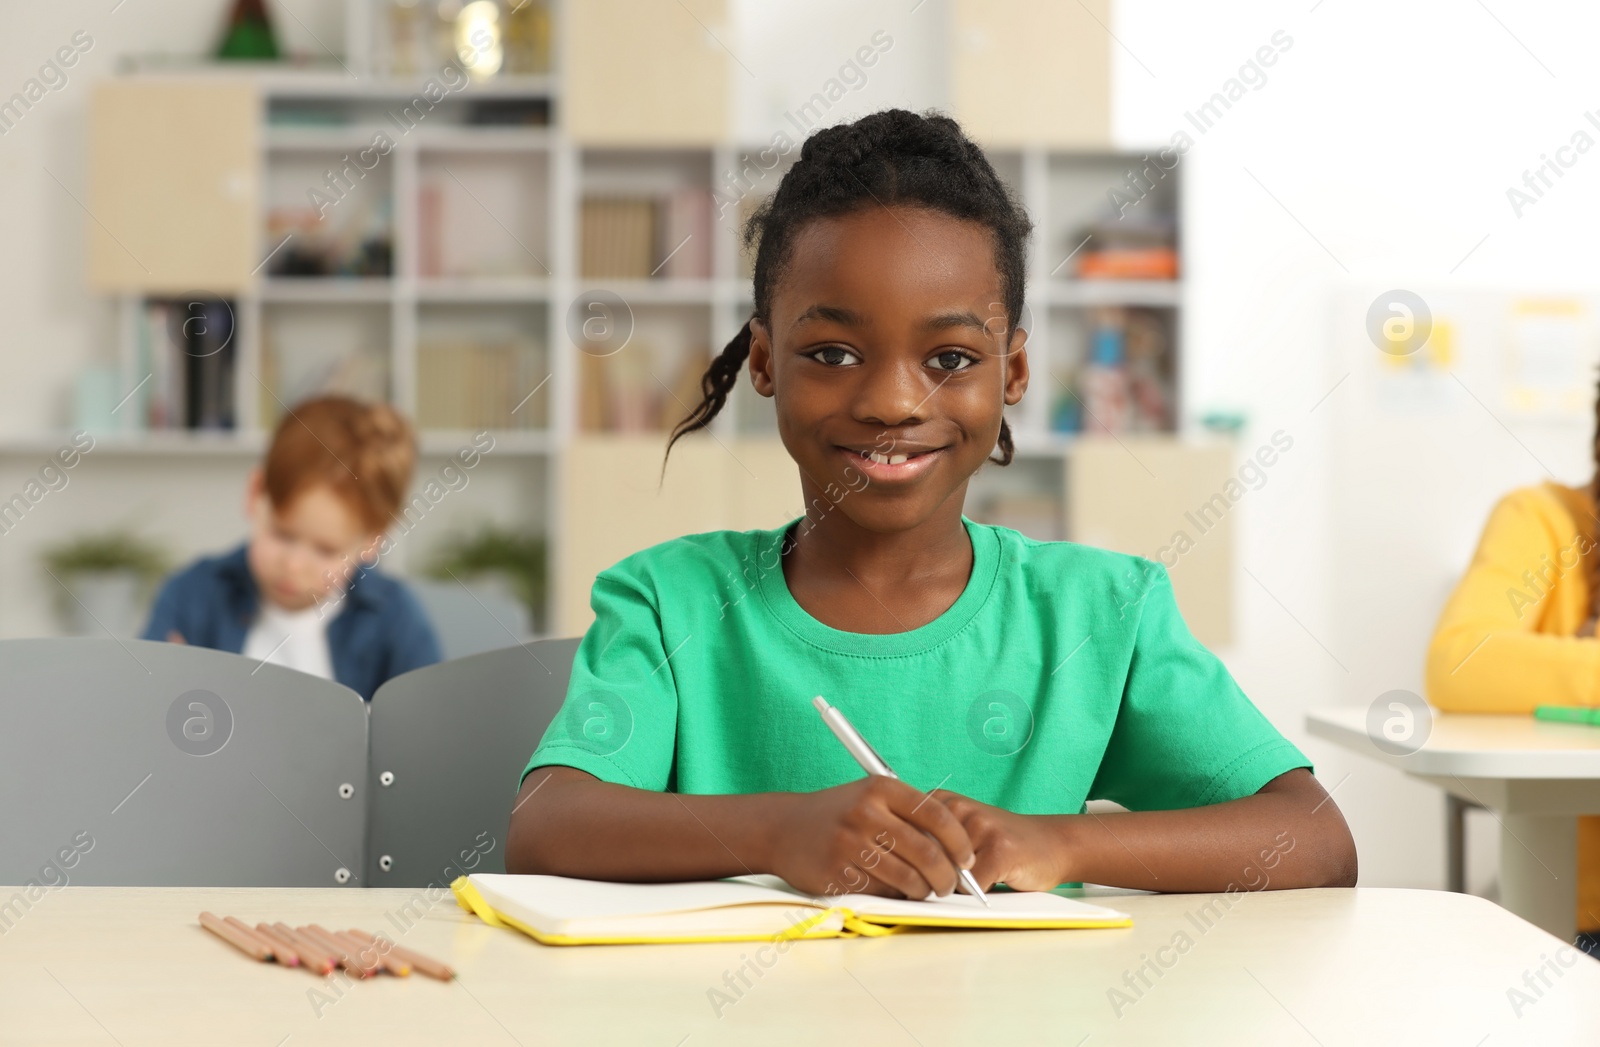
[451,872,1132,946]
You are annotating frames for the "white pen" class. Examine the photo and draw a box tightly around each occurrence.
[812,695,990,907]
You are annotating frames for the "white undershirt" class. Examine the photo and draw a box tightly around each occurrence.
[242,597,338,680]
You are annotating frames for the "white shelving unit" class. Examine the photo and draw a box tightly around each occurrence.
[48,0,1183,637]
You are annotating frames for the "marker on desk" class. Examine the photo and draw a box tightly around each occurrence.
[1534,705,1600,726]
[812,695,989,907]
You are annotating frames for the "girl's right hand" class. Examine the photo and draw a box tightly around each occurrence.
[765,776,976,900]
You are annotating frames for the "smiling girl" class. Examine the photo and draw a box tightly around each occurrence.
[506,110,1356,898]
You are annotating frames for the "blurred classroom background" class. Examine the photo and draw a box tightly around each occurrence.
[3,0,1599,902]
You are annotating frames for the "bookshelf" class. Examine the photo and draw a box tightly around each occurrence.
[66,0,1187,640]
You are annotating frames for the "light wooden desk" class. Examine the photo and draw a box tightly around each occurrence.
[1308,707,1600,942]
[1,885,1596,1044]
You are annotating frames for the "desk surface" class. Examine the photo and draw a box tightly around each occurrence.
[1,884,1595,1044]
[1308,707,1600,778]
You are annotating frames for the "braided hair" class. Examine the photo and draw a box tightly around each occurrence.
[1589,374,1600,630]
[663,108,1033,470]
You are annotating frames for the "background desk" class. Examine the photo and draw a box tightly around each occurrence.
[2,885,1596,1044]
[1308,707,1600,942]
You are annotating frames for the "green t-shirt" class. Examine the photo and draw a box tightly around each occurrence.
[525,515,1309,813]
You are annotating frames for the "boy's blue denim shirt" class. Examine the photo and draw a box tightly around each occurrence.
[140,542,442,701]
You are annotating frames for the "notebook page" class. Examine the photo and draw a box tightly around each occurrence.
[839,890,1130,923]
[734,876,1129,923]
[468,873,819,923]
[733,874,1129,923]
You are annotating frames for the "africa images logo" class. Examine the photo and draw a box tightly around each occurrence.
[563,690,633,758]
[165,689,233,757]
[965,689,1033,757]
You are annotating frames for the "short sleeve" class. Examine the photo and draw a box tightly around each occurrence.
[522,567,679,790]
[1089,562,1310,810]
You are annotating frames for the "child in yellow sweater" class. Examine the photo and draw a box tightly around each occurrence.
[1426,479,1600,952]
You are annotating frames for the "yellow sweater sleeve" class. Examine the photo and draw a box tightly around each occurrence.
[1425,488,1600,713]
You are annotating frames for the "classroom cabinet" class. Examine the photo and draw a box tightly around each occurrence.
[564,0,730,145]
[1067,437,1235,646]
[556,433,798,634]
[949,0,1112,148]
[87,80,260,294]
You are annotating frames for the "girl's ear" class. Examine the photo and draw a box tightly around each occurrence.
[1002,324,1030,407]
[748,318,775,397]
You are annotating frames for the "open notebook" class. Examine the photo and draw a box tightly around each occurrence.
[451,872,1132,946]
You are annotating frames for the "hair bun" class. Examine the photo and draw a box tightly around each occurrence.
[358,402,410,444]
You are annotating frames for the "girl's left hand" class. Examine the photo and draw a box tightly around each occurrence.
[929,790,1069,892]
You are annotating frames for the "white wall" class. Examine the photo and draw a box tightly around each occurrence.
[731,0,949,142]
[1113,0,1600,891]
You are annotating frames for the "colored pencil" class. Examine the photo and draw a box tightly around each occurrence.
[337,929,410,977]
[303,924,378,978]
[272,922,336,976]
[346,928,454,981]
[224,916,295,966]
[199,912,271,962]
[253,923,314,971]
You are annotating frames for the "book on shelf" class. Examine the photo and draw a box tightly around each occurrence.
[1073,220,1179,281]
[418,182,443,278]
[260,330,389,427]
[581,197,656,279]
[134,299,237,431]
[418,163,548,279]
[1076,247,1179,280]
[417,338,547,430]
[577,343,709,434]
[658,187,712,280]
[580,190,713,280]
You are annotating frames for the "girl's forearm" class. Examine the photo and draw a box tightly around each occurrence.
[1049,770,1357,892]
[505,766,792,881]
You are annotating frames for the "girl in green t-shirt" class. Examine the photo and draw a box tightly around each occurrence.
[506,109,1356,900]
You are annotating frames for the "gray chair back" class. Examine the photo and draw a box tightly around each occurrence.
[405,578,533,660]
[365,637,579,888]
[0,638,367,889]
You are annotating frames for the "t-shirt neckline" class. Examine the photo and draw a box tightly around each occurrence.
[755,514,1000,657]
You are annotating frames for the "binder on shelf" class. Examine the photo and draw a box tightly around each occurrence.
[136,298,238,431]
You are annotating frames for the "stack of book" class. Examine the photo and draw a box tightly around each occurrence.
[1072,221,1179,280]
[580,189,712,280]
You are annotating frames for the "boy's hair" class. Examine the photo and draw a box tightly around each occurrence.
[262,396,416,534]
[664,107,1033,468]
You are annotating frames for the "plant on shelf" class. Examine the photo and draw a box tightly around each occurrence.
[216,0,280,61]
[41,530,173,639]
[423,525,547,634]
